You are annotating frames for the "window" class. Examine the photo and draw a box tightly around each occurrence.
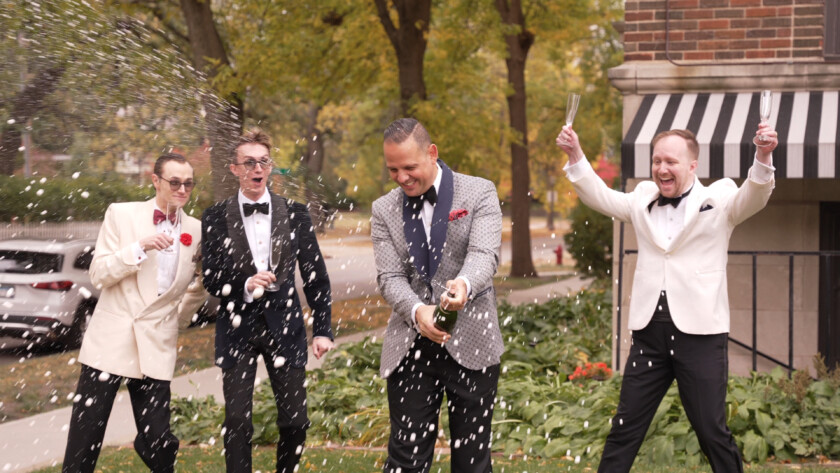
[0,251,63,274]
[827,0,840,60]
[73,247,94,270]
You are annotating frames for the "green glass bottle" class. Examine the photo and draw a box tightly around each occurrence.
[433,290,458,333]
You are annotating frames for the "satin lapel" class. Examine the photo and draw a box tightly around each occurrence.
[136,199,160,307]
[270,193,293,283]
[639,188,669,252]
[225,197,258,274]
[428,160,454,279]
[403,189,430,281]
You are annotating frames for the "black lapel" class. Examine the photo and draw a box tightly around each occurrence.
[224,196,258,274]
[270,193,294,283]
[428,159,454,279]
[403,188,430,282]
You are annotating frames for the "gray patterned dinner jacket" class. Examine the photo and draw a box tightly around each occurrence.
[372,160,504,378]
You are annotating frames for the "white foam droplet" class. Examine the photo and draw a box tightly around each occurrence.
[221,284,232,296]
[98,371,110,382]
[273,356,286,368]
[253,286,264,299]
[232,315,242,328]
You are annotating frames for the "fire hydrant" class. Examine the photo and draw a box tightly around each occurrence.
[554,244,563,265]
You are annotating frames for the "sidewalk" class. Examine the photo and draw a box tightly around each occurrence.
[0,274,588,473]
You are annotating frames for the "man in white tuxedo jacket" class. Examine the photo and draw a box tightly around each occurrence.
[556,123,777,473]
[63,153,207,473]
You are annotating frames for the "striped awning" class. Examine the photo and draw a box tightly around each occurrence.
[621,91,840,179]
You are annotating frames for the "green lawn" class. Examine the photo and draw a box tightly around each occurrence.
[30,445,833,473]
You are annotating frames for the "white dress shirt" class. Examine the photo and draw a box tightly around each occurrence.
[238,190,272,302]
[131,205,180,295]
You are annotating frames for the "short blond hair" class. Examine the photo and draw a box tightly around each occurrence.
[651,129,699,161]
[235,128,272,160]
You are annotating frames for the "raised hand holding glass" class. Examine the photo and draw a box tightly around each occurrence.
[753,90,773,147]
[566,93,581,127]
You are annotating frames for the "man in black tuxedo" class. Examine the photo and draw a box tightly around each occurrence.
[201,128,334,473]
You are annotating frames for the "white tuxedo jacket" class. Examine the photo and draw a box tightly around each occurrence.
[568,159,774,335]
[79,199,207,380]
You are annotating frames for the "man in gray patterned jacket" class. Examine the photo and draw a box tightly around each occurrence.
[371,118,504,473]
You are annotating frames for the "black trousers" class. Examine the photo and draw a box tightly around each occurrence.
[384,335,500,473]
[62,364,178,473]
[598,308,743,472]
[222,320,309,473]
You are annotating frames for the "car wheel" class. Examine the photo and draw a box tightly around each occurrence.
[60,302,94,349]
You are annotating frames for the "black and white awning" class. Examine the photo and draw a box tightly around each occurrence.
[621,92,840,179]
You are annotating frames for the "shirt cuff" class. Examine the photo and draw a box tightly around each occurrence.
[243,278,254,303]
[410,302,423,330]
[563,155,590,181]
[749,156,775,184]
[456,276,472,298]
[131,242,147,264]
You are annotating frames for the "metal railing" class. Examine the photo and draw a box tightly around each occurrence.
[616,248,840,373]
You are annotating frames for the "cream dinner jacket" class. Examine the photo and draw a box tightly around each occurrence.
[78,199,207,380]
[568,159,774,335]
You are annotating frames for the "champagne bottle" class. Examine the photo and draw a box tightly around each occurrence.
[433,290,458,333]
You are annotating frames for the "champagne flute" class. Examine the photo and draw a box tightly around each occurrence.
[566,93,581,127]
[160,202,180,255]
[753,90,772,146]
[265,240,280,292]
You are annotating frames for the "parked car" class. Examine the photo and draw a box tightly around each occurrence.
[0,238,99,349]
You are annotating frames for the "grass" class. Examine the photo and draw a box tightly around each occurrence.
[0,294,391,423]
[30,445,835,472]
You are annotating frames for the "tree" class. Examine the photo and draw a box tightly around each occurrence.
[494,0,537,277]
[179,0,243,200]
[373,0,431,117]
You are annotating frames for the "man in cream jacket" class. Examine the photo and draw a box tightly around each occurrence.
[62,153,207,473]
[556,122,776,473]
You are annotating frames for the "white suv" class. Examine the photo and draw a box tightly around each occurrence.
[0,238,99,348]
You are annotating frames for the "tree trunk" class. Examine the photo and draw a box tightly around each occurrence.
[373,0,430,117]
[304,103,329,233]
[180,0,242,201]
[495,0,537,277]
[0,64,65,175]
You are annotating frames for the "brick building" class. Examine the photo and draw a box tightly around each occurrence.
[607,0,840,375]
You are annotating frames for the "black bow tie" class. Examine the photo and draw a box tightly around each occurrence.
[649,187,693,211]
[406,186,437,210]
[657,187,692,208]
[243,202,269,217]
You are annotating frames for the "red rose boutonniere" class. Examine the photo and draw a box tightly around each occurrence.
[449,209,469,222]
[180,233,193,246]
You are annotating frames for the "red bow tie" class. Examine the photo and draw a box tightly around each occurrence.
[153,209,177,225]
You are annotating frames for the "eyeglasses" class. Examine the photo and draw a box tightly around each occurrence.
[233,159,274,171]
[157,175,195,192]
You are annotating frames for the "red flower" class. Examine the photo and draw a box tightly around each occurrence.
[449,209,469,221]
[180,233,193,246]
[568,361,612,382]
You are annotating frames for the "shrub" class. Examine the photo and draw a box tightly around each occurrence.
[170,290,840,466]
[564,199,612,281]
[0,174,211,223]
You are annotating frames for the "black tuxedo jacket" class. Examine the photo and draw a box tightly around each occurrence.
[201,192,333,369]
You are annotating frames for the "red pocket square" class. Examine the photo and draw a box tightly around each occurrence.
[449,209,468,221]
